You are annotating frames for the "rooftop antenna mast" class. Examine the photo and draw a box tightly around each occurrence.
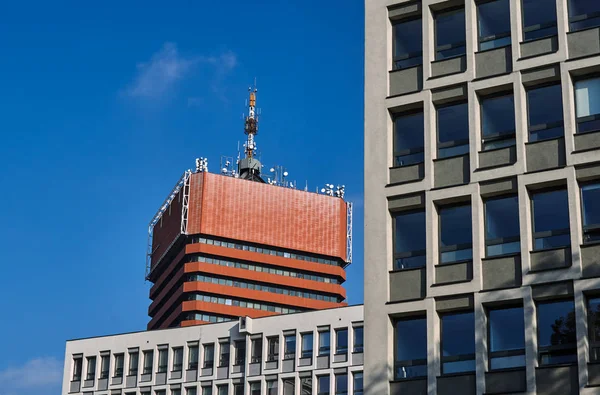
[238,80,264,182]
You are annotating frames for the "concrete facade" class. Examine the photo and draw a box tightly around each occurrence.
[62,306,363,395]
[365,1,600,394]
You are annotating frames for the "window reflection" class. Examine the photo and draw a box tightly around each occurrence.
[393,18,423,70]
[531,189,570,250]
[537,300,577,365]
[439,204,473,264]
[437,102,469,158]
[582,183,600,243]
[481,93,516,150]
[394,211,426,269]
[441,312,475,374]
[435,8,466,60]
[477,0,511,50]
[489,306,526,369]
[394,112,424,167]
[394,317,427,379]
[527,84,564,142]
[522,0,558,41]
[485,195,520,257]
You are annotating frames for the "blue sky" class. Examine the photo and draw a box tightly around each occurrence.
[0,1,364,393]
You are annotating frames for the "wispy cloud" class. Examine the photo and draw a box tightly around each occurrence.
[123,42,237,101]
[0,357,62,392]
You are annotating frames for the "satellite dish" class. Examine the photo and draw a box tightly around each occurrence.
[321,188,326,193]
[283,171,289,177]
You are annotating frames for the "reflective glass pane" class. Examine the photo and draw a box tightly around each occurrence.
[318,375,330,395]
[394,19,422,59]
[443,360,476,374]
[588,298,600,351]
[440,247,473,264]
[527,84,564,141]
[490,354,526,370]
[395,255,426,270]
[335,374,348,393]
[436,9,466,51]
[486,241,521,257]
[489,307,525,352]
[568,0,600,19]
[395,318,427,361]
[438,102,469,146]
[440,205,472,247]
[395,112,424,152]
[582,184,600,227]
[481,94,515,137]
[537,301,577,348]
[441,312,475,357]
[534,233,571,250]
[532,189,569,233]
[438,144,469,158]
[395,211,426,254]
[480,36,512,51]
[522,0,557,33]
[575,78,600,119]
[478,0,511,38]
[485,196,520,241]
[395,152,424,167]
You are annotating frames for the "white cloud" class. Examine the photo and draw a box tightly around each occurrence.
[124,42,237,100]
[0,357,62,391]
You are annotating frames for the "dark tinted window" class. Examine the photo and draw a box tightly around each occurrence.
[318,375,330,395]
[354,327,364,353]
[394,211,426,269]
[394,112,424,167]
[284,335,296,358]
[395,317,427,379]
[532,189,570,250]
[582,183,600,242]
[435,8,466,59]
[437,102,469,158]
[575,77,600,134]
[478,0,511,50]
[568,0,600,31]
[335,374,348,395]
[588,297,600,362]
[537,300,577,365]
[527,84,564,141]
[353,372,363,395]
[441,312,475,374]
[336,329,348,354]
[394,18,423,69]
[301,333,313,358]
[319,331,331,355]
[485,196,520,256]
[489,307,526,369]
[522,0,558,41]
[439,204,473,264]
[481,94,516,150]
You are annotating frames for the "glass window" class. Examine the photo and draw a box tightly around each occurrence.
[489,306,526,369]
[435,8,466,60]
[128,351,138,376]
[202,387,212,395]
[575,77,600,134]
[527,84,564,141]
[485,195,520,256]
[393,18,423,70]
[318,375,331,395]
[217,385,228,395]
[284,334,296,359]
[582,183,600,242]
[531,189,570,250]
[441,312,475,374]
[172,390,181,395]
[267,380,278,395]
[187,388,198,395]
[72,357,83,381]
[353,326,364,353]
[173,347,183,371]
[301,377,313,395]
[394,210,426,269]
[301,332,314,358]
[268,336,279,361]
[568,0,600,31]
[143,350,153,374]
[188,345,199,370]
[478,0,511,50]
[481,93,516,150]
[335,374,348,395]
[100,354,110,379]
[537,300,577,365]
[353,372,363,395]
[234,341,245,365]
[522,0,558,41]
[394,317,427,379]
[234,384,244,395]
[251,338,262,363]
[336,329,348,354]
[219,342,230,367]
[283,378,295,395]
[439,204,473,264]
[114,354,124,377]
[588,297,600,361]
[437,102,469,158]
[203,344,214,368]
[394,111,424,167]
[319,331,331,355]
[157,349,168,373]
[86,357,96,380]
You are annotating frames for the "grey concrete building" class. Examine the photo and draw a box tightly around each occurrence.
[62,306,363,395]
[364,0,600,394]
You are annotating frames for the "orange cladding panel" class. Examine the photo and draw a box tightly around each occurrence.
[186,172,347,260]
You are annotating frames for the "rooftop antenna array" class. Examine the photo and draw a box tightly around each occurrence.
[237,81,263,181]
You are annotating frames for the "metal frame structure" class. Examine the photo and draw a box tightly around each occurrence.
[346,202,353,264]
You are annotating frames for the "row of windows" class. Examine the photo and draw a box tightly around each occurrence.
[185,313,236,324]
[393,183,600,269]
[186,274,342,303]
[393,0,599,70]
[394,295,600,380]
[187,293,305,314]
[191,236,342,267]
[394,75,600,168]
[190,254,341,284]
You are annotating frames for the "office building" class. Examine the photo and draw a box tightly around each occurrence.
[364,0,600,394]
[63,306,364,395]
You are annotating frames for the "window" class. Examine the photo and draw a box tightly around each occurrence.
[353,372,363,395]
[336,328,348,354]
[435,7,466,60]
[477,0,511,50]
[251,338,262,363]
[128,351,139,376]
[568,0,600,31]
[267,379,278,395]
[393,111,424,167]
[393,210,426,269]
[267,336,279,361]
[85,356,96,380]
[353,327,364,353]
[319,330,331,355]
[203,344,214,368]
[155,391,166,395]
[143,350,153,375]
[485,195,520,256]
[202,387,212,395]
[588,297,600,361]
[250,382,261,395]
[234,341,246,365]
[283,378,295,395]
[187,388,198,395]
[72,356,82,381]
[284,334,296,359]
[575,77,600,134]
[488,306,526,369]
[582,183,600,242]
[100,354,109,379]
[217,385,228,395]
[481,93,516,150]
[335,374,348,395]
[439,204,473,264]
[234,383,244,395]
[527,84,564,141]
[114,354,124,377]
[318,375,331,395]
[537,300,577,365]
[522,0,557,41]
[301,332,313,358]
[441,312,475,374]
[173,347,183,371]
[301,377,313,395]
[393,17,422,70]
[394,317,427,379]
[531,189,570,250]
[437,102,469,158]
[188,345,199,370]
[158,348,168,373]
[219,342,230,367]
[172,390,181,395]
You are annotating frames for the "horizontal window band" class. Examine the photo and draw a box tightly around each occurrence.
[438,139,469,149]
[394,147,425,156]
[489,349,526,358]
[393,51,423,62]
[440,243,473,253]
[436,41,467,52]
[441,353,476,363]
[529,120,564,133]
[569,11,600,24]
[394,358,427,366]
[479,32,511,42]
[482,130,516,142]
[394,250,426,259]
[486,236,521,246]
[523,21,557,34]
[533,229,570,238]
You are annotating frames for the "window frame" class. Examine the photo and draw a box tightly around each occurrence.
[251,337,263,363]
[581,182,600,243]
[476,0,512,51]
[438,202,473,265]
[301,332,314,359]
[284,334,296,360]
[188,345,199,370]
[113,354,124,378]
[440,311,476,375]
[435,100,470,159]
[536,299,578,366]
[521,0,558,42]
[335,328,349,355]
[392,16,423,70]
[172,347,183,372]
[392,109,425,168]
[203,344,215,369]
[479,91,517,151]
[392,209,427,270]
[317,374,331,395]
[219,342,230,367]
[100,354,110,379]
[128,351,139,377]
[530,187,571,251]
[567,0,600,32]
[319,330,331,356]
[142,350,154,375]
[587,295,600,362]
[335,373,348,395]
[234,340,246,366]
[525,82,565,142]
[393,316,428,380]
[267,336,279,361]
[353,372,363,395]
[434,6,467,60]
[353,326,364,353]
[574,74,600,135]
[486,305,526,370]
[157,348,168,373]
[484,194,521,257]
